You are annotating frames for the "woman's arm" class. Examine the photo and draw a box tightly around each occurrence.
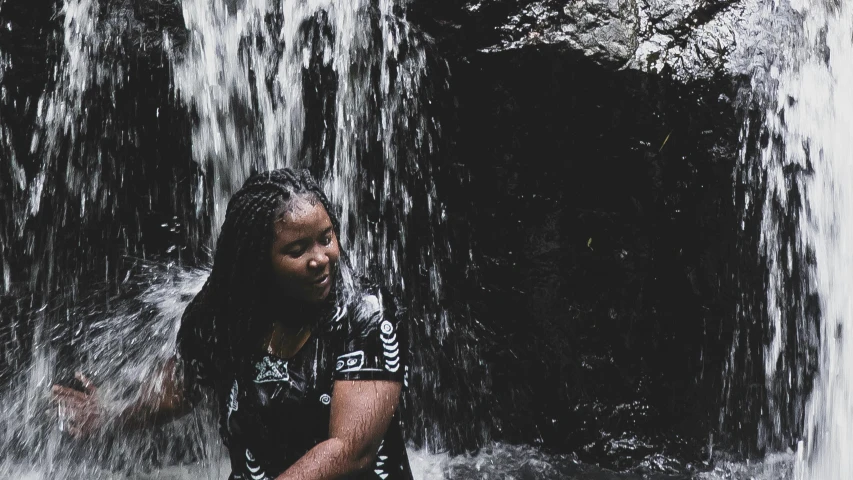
[112,355,194,429]
[275,380,402,480]
[51,355,193,437]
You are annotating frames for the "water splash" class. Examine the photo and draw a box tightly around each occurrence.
[0,267,225,478]
[698,452,795,480]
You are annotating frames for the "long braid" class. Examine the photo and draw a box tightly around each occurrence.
[178,167,347,383]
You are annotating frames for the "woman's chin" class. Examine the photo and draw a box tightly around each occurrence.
[316,284,333,301]
[303,283,333,303]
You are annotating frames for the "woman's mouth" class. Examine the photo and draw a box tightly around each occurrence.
[312,274,330,287]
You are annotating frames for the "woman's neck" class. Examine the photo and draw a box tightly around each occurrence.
[260,296,330,358]
[263,320,313,359]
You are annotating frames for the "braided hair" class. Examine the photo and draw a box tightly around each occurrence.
[177,168,349,383]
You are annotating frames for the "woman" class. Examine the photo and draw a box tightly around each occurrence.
[52,168,413,480]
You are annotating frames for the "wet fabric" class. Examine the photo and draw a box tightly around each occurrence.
[178,286,412,480]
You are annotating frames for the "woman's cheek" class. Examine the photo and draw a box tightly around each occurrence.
[274,255,300,277]
[283,257,303,275]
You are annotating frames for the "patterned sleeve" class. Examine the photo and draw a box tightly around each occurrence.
[333,289,407,382]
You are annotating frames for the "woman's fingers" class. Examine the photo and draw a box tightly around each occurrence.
[49,375,102,439]
[74,372,97,395]
[51,385,89,402]
[53,400,96,438]
[62,413,83,438]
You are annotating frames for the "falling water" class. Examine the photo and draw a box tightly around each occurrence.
[742,0,853,478]
[785,3,853,478]
[171,0,443,285]
[0,45,20,294]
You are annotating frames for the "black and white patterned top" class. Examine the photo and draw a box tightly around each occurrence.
[178,286,412,480]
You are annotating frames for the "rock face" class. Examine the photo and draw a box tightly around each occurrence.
[413,0,770,78]
[436,46,749,469]
[479,0,640,66]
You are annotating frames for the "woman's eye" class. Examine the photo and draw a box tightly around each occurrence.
[321,236,333,246]
[285,248,304,257]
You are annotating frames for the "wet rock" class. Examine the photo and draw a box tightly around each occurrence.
[481,0,640,67]
[411,0,768,78]
[629,0,761,78]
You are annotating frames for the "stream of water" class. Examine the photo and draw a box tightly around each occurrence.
[749,1,853,479]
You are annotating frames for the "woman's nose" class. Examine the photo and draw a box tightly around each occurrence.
[308,250,328,270]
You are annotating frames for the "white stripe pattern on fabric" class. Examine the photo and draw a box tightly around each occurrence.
[379,320,400,373]
[374,440,389,479]
[245,448,266,480]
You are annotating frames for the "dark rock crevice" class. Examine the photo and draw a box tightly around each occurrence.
[430,43,757,467]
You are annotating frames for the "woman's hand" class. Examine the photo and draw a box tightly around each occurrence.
[51,372,103,439]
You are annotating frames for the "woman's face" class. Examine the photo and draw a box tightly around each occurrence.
[269,194,340,303]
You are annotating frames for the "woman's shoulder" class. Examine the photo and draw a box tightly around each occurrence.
[337,280,397,329]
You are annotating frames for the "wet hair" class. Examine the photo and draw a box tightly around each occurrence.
[178,168,345,380]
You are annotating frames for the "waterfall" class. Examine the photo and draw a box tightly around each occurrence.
[745,0,853,477]
[787,3,853,477]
